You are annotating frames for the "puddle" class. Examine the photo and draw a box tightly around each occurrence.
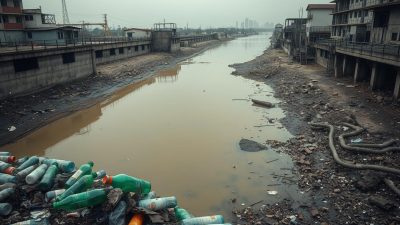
[1,34,308,218]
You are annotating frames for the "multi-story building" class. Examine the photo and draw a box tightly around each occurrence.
[0,0,80,44]
[306,4,336,43]
[283,18,308,63]
[331,0,373,42]
[313,0,400,100]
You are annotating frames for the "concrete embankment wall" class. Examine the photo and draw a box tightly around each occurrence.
[0,40,151,99]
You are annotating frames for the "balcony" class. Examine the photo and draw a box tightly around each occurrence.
[4,23,23,30]
[0,6,22,14]
[309,26,331,33]
[365,0,400,8]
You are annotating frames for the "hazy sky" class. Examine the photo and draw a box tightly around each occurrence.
[24,0,331,29]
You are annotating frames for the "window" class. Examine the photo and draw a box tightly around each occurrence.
[2,15,9,23]
[57,31,64,39]
[16,16,22,23]
[134,46,139,51]
[95,50,103,58]
[62,52,75,64]
[73,31,78,38]
[14,57,39,72]
[141,45,145,51]
[118,47,124,54]
[24,15,33,21]
[391,33,398,41]
[110,49,116,56]
[13,0,20,7]
[27,31,32,39]
[1,0,7,7]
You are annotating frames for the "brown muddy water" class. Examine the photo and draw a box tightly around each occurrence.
[1,34,308,218]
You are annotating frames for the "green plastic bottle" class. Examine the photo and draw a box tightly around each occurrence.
[56,172,97,201]
[174,206,193,221]
[65,161,94,188]
[53,188,108,211]
[102,174,151,194]
[38,163,59,191]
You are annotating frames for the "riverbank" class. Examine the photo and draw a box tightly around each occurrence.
[230,49,400,224]
[0,39,226,147]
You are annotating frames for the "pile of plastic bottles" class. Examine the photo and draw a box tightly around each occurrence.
[0,152,231,225]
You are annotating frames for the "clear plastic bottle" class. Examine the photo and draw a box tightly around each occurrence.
[26,164,48,185]
[42,159,75,173]
[0,155,16,163]
[65,161,94,188]
[10,218,50,225]
[138,196,177,211]
[17,156,39,171]
[181,215,225,225]
[95,170,107,179]
[0,173,16,184]
[0,187,15,201]
[53,188,108,211]
[16,165,37,180]
[0,203,12,216]
[142,191,157,200]
[56,173,97,201]
[38,163,59,191]
[0,152,10,156]
[15,156,29,166]
[45,189,65,202]
[102,174,151,194]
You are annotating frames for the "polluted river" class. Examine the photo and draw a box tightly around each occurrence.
[2,34,306,219]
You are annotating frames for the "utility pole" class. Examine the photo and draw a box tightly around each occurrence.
[62,0,70,24]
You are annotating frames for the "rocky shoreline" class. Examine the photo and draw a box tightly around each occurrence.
[230,48,400,225]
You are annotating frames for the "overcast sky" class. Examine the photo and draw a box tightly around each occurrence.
[24,0,331,29]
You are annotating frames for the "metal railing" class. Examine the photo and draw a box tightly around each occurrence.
[315,38,400,61]
[309,26,331,33]
[0,37,152,53]
[365,0,400,7]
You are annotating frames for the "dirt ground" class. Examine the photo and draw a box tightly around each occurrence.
[0,39,224,147]
[230,49,400,225]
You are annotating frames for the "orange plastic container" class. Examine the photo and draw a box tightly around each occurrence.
[128,214,144,225]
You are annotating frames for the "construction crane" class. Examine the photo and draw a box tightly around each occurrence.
[61,0,70,24]
[59,14,112,36]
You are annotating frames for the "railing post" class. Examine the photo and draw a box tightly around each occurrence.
[44,40,46,49]
[31,41,34,50]
[15,42,18,51]
[383,44,385,56]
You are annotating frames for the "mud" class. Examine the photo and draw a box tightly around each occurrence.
[230,48,400,224]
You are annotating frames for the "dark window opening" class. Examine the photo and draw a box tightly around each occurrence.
[57,31,64,39]
[118,47,124,54]
[127,47,131,51]
[16,16,22,23]
[13,0,20,7]
[14,57,39,72]
[24,15,33,21]
[134,46,139,51]
[110,49,116,56]
[27,31,32,39]
[374,11,389,28]
[2,15,9,23]
[141,45,145,51]
[1,0,7,7]
[392,33,398,41]
[95,50,103,58]
[62,52,75,64]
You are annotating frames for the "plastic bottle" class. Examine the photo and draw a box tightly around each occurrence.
[128,214,144,225]
[0,183,16,191]
[26,164,48,185]
[17,156,39,171]
[181,215,225,225]
[0,155,16,163]
[65,161,94,188]
[109,200,127,225]
[56,173,97,201]
[142,191,157,200]
[16,165,37,180]
[0,173,16,184]
[38,163,59,191]
[45,189,65,202]
[10,218,50,225]
[0,202,12,216]
[95,170,107,179]
[174,207,193,221]
[0,161,15,174]
[0,152,10,156]
[0,187,15,201]
[53,188,108,211]
[15,156,29,166]
[102,174,151,194]
[138,197,177,211]
[42,159,75,173]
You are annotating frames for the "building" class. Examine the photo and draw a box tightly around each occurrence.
[283,18,308,63]
[313,0,400,100]
[0,1,80,44]
[124,28,151,39]
[331,0,373,42]
[271,24,284,48]
[306,4,336,43]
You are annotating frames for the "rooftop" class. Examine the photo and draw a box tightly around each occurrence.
[306,4,336,10]
[124,28,152,32]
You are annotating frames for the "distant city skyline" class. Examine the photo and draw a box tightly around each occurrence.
[24,0,331,29]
